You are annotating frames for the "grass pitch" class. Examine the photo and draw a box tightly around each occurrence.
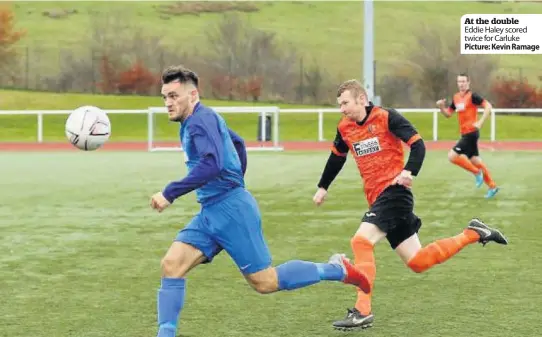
[1,150,541,337]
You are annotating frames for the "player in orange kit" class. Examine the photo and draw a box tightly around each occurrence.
[313,79,508,330]
[437,73,499,199]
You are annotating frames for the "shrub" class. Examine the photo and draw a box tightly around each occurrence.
[490,77,542,108]
[0,4,25,86]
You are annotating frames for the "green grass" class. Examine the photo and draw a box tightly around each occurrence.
[9,1,542,82]
[1,151,541,337]
[1,89,542,142]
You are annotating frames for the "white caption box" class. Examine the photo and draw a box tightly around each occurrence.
[461,14,542,54]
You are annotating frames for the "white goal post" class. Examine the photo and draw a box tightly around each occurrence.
[147,106,283,152]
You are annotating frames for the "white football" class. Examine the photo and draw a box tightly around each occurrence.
[65,106,111,151]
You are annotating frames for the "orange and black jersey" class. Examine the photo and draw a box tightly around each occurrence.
[447,90,487,135]
[317,104,426,207]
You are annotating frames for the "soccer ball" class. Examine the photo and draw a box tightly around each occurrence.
[65,106,111,151]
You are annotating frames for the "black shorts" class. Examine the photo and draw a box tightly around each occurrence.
[453,130,479,158]
[361,185,422,249]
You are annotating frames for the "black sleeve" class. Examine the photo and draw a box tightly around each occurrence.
[317,152,347,190]
[387,108,419,144]
[332,129,349,154]
[471,92,485,106]
[387,108,425,176]
[448,100,456,111]
[404,139,425,176]
[317,129,348,190]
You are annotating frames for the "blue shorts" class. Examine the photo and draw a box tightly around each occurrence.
[175,187,272,275]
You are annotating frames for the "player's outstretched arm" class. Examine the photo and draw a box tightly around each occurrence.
[228,128,247,176]
[436,99,454,118]
[387,109,426,186]
[314,129,348,206]
[161,122,224,205]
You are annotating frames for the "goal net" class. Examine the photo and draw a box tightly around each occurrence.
[147,106,283,152]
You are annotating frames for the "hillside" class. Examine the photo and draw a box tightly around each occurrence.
[10,1,542,85]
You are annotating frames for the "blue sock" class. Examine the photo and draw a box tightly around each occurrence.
[315,263,345,281]
[157,277,186,337]
[276,260,345,291]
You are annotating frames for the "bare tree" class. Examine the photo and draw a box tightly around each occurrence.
[380,24,499,107]
[202,13,299,101]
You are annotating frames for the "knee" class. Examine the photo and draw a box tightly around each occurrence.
[447,150,457,162]
[248,278,277,294]
[246,269,279,294]
[160,255,190,278]
[351,234,374,251]
[160,242,206,278]
[354,223,386,245]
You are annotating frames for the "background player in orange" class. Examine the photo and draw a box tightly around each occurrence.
[313,79,508,330]
[436,73,499,199]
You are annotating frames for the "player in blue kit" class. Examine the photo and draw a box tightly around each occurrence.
[149,65,370,337]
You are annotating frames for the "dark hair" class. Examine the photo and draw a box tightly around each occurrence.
[161,65,199,88]
[458,73,469,80]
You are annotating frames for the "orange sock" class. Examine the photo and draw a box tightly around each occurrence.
[351,235,376,315]
[451,155,480,174]
[407,229,480,273]
[473,162,497,188]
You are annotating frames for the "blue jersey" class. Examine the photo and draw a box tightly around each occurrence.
[162,102,247,205]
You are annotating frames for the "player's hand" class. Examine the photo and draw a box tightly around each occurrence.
[436,99,446,108]
[150,192,171,213]
[313,188,328,206]
[392,170,413,188]
[473,121,482,130]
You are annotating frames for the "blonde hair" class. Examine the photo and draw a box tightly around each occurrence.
[336,79,366,99]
